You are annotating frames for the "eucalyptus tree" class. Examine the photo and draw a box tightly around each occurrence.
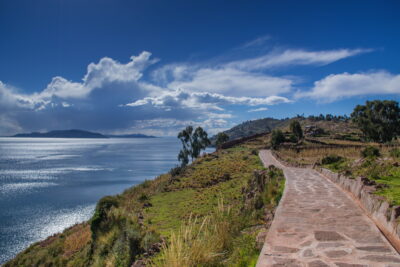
[289,120,303,141]
[177,126,211,166]
[351,100,400,143]
[215,132,229,149]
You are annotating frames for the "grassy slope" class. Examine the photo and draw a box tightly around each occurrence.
[6,135,285,267]
[214,118,287,141]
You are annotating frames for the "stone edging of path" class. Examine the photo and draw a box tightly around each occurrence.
[271,150,400,254]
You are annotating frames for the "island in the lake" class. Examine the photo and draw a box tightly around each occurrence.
[11,129,156,139]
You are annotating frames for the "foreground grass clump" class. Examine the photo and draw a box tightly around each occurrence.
[6,141,284,267]
[152,167,285,267]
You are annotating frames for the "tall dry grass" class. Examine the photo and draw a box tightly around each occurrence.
[151,199,233,267]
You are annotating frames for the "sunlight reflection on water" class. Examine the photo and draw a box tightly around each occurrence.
[0,137,212,264]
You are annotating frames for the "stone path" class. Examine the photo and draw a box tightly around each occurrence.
[257,150,400,267]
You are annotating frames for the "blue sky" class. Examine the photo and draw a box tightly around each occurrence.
[0,0,399,136]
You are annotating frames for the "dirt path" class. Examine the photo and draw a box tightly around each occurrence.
[257,150,400,267]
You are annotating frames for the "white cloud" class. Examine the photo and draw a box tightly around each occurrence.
[297,71,400,102]
[1,45,372,136]
[248,107,268,112]
[227,48,372,71]
[125,89,291,110]
[33,51,160,105]
[153,47,372,99]
[167,68,293,97]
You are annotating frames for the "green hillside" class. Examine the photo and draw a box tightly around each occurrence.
[5,136,284,267]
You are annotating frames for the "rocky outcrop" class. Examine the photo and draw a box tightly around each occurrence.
[314,167,400,253]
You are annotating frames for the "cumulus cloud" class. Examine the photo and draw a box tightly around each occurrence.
[2,44,370,136]
[125,89,291,111]
[297,71,400,102]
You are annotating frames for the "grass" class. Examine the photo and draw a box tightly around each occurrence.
[151,166,285,267]
[5,139,285,267]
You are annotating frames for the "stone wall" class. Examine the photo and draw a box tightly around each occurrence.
[314,167,400,253]
[219,132,268,149]
[270,150,400,253]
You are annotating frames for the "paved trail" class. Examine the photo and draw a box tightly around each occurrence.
[257,150,400,267]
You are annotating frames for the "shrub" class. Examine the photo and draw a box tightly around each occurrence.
[289,120,303,141]
[361,146,380,158]
[169,165,184,177]
[390,148,400,158]
[138,193,149,202]
[251,149,258,155]
[90,196,119,238]
[271,129,285,149]
[288,134,297,143]
[321,155,343,165]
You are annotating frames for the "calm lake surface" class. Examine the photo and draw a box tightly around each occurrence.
[0,137,213,264]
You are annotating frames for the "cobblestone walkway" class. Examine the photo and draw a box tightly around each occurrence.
[257,150,400,267]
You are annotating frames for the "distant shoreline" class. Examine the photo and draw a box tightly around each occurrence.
[7,129,156,139]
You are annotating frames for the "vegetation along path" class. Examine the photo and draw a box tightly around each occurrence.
[257,150,400,267]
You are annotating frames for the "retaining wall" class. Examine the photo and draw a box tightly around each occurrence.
[271,150,400,253]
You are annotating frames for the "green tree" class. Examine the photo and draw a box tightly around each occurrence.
[215,132,229,148]
[271,129,285,149]
[289,120,303,141]
[177,126,211,166]
[351,100,400,143]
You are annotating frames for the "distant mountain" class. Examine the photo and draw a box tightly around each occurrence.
[212,117,288,141]
[106,134,156,138]
[13,129,108,138]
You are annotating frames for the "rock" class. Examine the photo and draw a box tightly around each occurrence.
[302,248,314,257]
[308,260,330,267]
[356,245,391,252]
[360,176,376,186]
[360,255,400,263]
[324,250,349,258]
[316,242,344,249]
[335,263,367,267]
[272,246,300,253]
[314,231,346,241]
[143,202,152,208]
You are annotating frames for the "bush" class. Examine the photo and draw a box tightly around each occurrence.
[321,155,343,165]
[90,196,119,238]
[289,120,303,141]
[169,165,184,177]
[288,134,297,143]
[138,193,149,202]
[390,148,400,158]
[271,129,285,149]
[361,146,380,158]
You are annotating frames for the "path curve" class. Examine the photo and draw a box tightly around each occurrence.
[257,150,400,267]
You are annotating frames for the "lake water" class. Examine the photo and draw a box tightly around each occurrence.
[0,137,212,264]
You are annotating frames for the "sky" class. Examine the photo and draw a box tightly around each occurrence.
[0,0,399,136]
